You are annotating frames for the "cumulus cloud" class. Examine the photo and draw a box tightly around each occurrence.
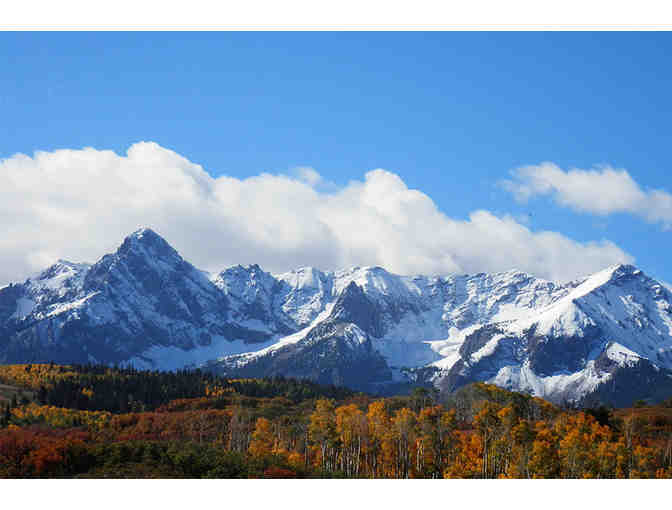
[502,163,672,227]
[295,167,323,187]
[0,142,633,286]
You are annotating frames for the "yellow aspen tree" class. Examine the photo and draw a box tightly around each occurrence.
[473,401,502,478]
[308,398,337,473]
[528,421,560,478]
[335,404,366,477]
[367,400,391,477]
[508,418,535,478]
[417,406,455,478]
[440,409,458,470]
[492,406,516,477]
[632,444,658,478]
[555,412,612,478]
[444,431,483,478]
[392,407,417,478]
[416,406,437,477]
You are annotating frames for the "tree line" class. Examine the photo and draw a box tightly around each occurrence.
[1,364,671,478]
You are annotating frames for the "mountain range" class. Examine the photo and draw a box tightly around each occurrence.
[1,227,672,406]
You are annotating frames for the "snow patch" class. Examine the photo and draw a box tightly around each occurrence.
[221,302,337,367]
[470,334,504,363]
[490,360,610,402]
[129,335,276,371]
[343,324,368,348]
[606,342,641,367]
[44,292,100,318]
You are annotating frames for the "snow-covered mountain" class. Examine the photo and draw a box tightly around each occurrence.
[0,229,274,368]
[1,228,672,405]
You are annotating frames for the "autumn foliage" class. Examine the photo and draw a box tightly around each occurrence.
[1,365,672,478]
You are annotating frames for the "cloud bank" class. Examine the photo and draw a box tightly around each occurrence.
[0,142,632,285]
[503,163,672,227]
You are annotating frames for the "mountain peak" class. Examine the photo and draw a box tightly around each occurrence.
[607,262,638,274]
[128,226,161,241]
[82,228,185,291]
[28,259,90,292]
[118,227,176,257]
[577,262,639,285]
[602,263,644,284]
[329,281,383,336]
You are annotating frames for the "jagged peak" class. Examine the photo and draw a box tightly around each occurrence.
[591,263,643,285]
[218,263,268,277]
[213,263,280,299]
[80,228,185,291]
[117,227,178,258]
[333,281,366,308]
[560,263,652,304]
[125,227,165,243]
[130,226,156,237]
[32,259,89,281]
[279,265,324,276]
[362,265,388,273]
[333,265,401,284]
[604,262,638,275]
[455,268,543,286]
[495,268,540,280]
[330,281,366,312]
[341,280,365,294]
[329,281,382,336]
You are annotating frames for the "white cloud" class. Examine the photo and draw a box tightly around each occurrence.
[502,163,672,227]
[0,142,633,286]
[295,166,323,187]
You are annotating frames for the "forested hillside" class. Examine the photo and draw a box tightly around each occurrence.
[0,364,671,478]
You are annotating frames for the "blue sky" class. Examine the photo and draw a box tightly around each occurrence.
[1,32,671,284]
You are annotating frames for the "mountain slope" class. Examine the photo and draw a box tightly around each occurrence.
[0,229,271,367]
[434,264,672,405]
[212,263,672,403]
[1,229,672,404]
